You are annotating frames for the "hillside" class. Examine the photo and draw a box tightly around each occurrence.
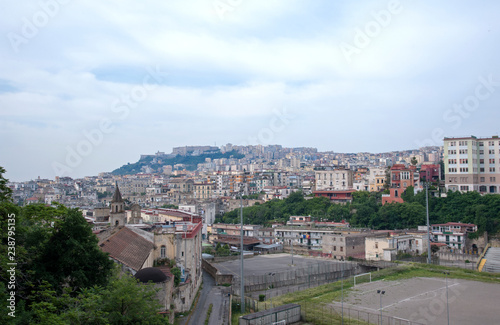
[111,150,244,175]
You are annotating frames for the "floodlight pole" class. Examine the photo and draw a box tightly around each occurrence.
[425,182,432,264]
[341,263,344,325]
[377,290,385,324]
[240,188,245,313]
[444,271,450,325]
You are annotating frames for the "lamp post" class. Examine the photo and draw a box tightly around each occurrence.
[377,290,385,324]
[444,271,450,325]
[341,263,344,325]
[425,181,432,264]
[240,187,245,313]
[267,272,275,308]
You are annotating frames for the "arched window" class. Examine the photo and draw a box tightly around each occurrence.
[161,245,166,258]
[115,220,119,226]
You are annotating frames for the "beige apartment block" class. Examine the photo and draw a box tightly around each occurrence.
[444,136,500,193]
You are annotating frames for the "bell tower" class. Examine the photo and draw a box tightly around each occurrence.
[109,182,126,226]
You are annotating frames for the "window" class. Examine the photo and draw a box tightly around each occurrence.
[490,159,495,164]
[491,177,496,182]
[481,177,485,182]
[480,150,484,154]
[480,159,485,164]
[479,142,484,146]
[161,245,166,258]
[375,242,378,249]
[490,167,496,172]
[490,149,496,154]
[333,246,336,251]
[489,141,495,146]
[449,141,456,146]
[340,247,343,252]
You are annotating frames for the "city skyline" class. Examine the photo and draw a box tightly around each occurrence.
[1,1,500,181]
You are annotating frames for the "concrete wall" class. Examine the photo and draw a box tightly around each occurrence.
[202,259,233,285]
[436,252,479,262]
[239,304,301,325]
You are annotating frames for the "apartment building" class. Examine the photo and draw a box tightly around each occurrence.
[431,222,477,251]
[382,164,418,205]
[365,232,429,261]
[444,136,500,193]
[315,168,354,191]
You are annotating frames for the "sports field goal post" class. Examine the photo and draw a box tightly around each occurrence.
[354,272,371,286]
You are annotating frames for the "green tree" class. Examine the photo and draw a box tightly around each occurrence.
[104,273,166,324]
[33,207,114,294]
[0,167,12,202]
[401,186,415,203]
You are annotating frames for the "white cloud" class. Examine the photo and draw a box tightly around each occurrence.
[1,0,500,180]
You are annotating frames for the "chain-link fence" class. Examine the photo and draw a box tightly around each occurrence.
[233,261,358,296]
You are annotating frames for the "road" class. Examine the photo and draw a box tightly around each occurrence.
[182,270,231,325]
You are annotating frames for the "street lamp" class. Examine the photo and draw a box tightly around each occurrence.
[240,185,245,313]
[267,272,275,308]
[341,263,344,325]
[425,181,432,264]
[377,290,385,324]
[444,271,450,325]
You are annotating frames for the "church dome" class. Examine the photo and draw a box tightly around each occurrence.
[134,267,168,283]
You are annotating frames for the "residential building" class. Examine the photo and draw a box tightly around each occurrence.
[365,232,429,261]
[313,189,356,204]
[431,222,477,251]
[444,135,500,193]
[382,164,418,205]
[315,168,354,191]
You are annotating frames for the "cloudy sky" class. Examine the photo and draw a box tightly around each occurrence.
[1,0,500,181]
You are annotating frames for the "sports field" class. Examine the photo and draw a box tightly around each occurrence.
[331,276,500,325]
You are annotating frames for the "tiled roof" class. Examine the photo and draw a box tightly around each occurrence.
[100,227,154,271]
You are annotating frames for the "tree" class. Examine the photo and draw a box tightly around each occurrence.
[0,167,12,202]
[401,186,415,203]
[103,273,167,324]
[410,156,418,166]
[33,207,114,293]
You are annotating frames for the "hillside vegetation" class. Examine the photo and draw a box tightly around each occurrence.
[220,190,500,235]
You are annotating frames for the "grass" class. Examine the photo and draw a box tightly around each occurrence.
[204,304,213,325]
[231,263,500,325]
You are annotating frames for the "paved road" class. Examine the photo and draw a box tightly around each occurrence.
[183,270,231,325]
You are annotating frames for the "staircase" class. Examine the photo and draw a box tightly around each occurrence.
[482,247,500,273]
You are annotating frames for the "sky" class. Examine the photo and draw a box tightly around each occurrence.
[1,0,500,182]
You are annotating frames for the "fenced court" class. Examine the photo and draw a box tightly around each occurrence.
[330,277,500,325]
